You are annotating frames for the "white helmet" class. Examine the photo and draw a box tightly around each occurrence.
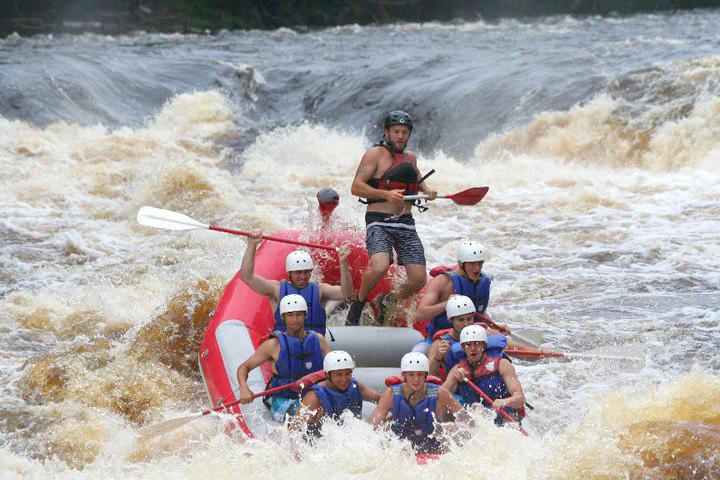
[457,241,486,263]
[446,295,476,319]
[460,325,488,344]
[400,352,429,373]
[285,250,314,272]
[323,350,355,373]
[279,294,308,316]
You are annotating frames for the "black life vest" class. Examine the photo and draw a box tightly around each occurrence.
[361,151,420,205]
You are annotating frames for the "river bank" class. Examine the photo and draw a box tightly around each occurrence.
[1,0,719,37]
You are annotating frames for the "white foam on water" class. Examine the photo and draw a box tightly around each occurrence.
[1,49,719,477]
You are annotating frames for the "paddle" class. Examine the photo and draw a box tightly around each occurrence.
[137,206,336,252]
[477,314,541,350]
[403,187,489,206]
[462,378,529,436]
[479,315,642,361]
[138,370,327,441]
[504,349,643,362]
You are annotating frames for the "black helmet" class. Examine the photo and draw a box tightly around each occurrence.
[383,110,413,131]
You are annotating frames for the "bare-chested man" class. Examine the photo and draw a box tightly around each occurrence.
[345,110,437,325]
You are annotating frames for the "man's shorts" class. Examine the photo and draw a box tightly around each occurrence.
[270,396,300,422]
[365,212,426,265]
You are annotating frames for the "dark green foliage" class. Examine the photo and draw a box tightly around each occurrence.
[1,0,719,35]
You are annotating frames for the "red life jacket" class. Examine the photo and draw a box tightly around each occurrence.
[385,375,443,387]
[458,356,526,421]
[363,152,420,204]
[459,355,501,380]
[429,265,455,277]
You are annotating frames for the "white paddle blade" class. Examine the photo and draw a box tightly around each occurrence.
[511,329,544,349]
[138,413,204,441]
[137,206,209,231]
[585,343,646,358]
[564,352,644,362]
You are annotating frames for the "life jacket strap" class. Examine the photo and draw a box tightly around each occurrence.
[289,352,314,359]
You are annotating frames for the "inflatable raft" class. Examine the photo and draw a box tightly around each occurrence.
[198,190,428,439]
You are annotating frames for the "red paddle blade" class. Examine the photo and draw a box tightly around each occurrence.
[446,187,489,206]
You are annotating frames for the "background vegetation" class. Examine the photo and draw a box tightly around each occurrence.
[1,0,718,36]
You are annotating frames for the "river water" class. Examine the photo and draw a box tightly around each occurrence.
[1,10,719,479]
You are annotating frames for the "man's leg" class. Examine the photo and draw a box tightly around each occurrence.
[375,226,426,325]
[375,262,427,326]
[396,263,426,301]
[394,226,427,301]
[346,224,394,326]
[345,252,391,326]
[270,397,300,422]
[358,252,391,302]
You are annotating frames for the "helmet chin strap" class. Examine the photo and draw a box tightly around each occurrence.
[460,262,469,277]
[382,134,407,153]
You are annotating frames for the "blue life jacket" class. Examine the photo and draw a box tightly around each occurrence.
[445,334,508,373]
[310,379,363,420]
[270,331,323,399]
[390,382,443,454]
[426,271,491,339]
[274,280,327,335]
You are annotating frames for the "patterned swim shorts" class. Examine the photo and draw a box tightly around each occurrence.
[270,396,300,422]
[365,212,426,265]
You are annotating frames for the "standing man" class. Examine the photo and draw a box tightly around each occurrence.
[236,294,330,422]
[346,110,437,326]
[241,232,352,335]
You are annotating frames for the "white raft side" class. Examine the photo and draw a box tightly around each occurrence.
[352,366,402,393]
[327,326,423,367]
[353,366,402,418]
[215,320,271,437]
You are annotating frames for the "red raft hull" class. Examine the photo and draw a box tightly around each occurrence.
[198,228,421,438]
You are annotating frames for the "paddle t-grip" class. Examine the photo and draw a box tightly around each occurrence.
[317,188,339,222]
